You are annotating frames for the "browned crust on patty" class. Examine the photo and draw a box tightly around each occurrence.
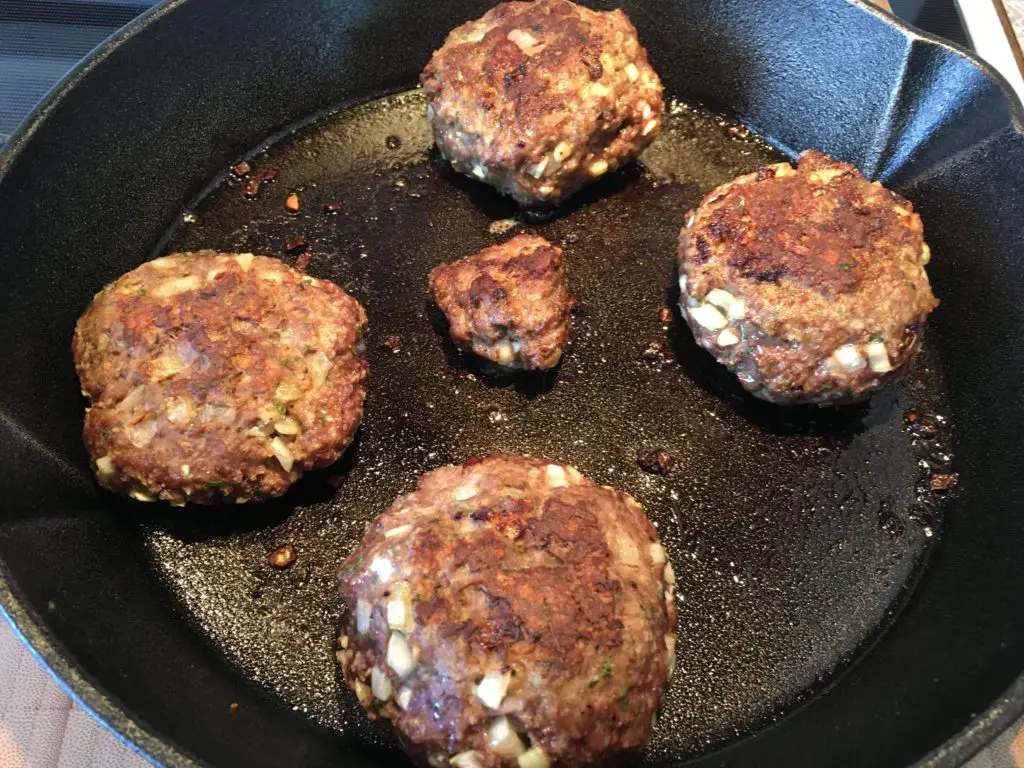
[678,150,939,405]
[338,455,676,767]
[421,0,664,205]
[73,251,368,504]
[430,234,571,370]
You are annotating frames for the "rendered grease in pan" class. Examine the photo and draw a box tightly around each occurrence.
[141,90,954,761]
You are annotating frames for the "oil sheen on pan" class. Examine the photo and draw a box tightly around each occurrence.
[127,90,955,761]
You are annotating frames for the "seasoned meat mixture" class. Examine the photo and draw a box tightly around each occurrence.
[421,0,664,206]
[338,455,677,768]
[73,251,368,504]
[430,234,571,371]
[677,150,939,405]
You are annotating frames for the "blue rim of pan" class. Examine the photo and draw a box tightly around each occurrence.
[0,1,1021,766]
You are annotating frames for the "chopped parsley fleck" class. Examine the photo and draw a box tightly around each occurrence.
[206,481,226,487]
[588,678,599,688]
[280,358,293,369]
[869,333,885,343]
[273,400,286,415]
[101,429,111,439]
[618,687,631,711]
[600,659,613,679]
[318,416,327,424]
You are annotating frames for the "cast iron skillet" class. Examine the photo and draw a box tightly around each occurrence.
[1,0,1023,766]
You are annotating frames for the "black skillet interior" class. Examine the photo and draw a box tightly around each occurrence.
[1,1,1023,767]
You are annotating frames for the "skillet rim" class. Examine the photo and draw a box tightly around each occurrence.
[0,1,1021,766]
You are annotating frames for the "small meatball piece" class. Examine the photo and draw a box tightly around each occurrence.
[337,455,677,768]
[72,251,368,505]
[677,150,939,406]
[421,0,664,206]
[430,234,571,370]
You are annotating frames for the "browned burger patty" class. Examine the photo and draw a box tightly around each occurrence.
[338,455,677,768]
[72,251,368,505]
[430,234,571,370]
[421,0,664,206]
[677,150,939,406]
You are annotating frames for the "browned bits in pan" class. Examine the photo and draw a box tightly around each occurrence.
[382,335,402,352]
[285,193,301,214]
[260,168,279,183]
[658,306,674,325]
[242,177,261,199]
[929,472,958,493]
[323,200,342,214]
[904,409,938,439]
[727,123,751,140]
[636,447,675,475]
[270,544,297,569]
[284,236,307,255]
[231,161,251,177]
[294,251,313,273]
[642,338,666,361]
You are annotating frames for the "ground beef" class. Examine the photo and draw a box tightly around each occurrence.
[677,150,939,405]
[430,234,571,371]
[421,0,664,206]
[338,455,677,768]
[72,251,368,504]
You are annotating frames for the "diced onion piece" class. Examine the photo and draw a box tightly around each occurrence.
[397,687,413,710]
[664,562,676,586]
[590,82,611,98]
[527,157,548,179]
[165,399,193,424]
[274,382,301,402]
[678,274,688,293]
[472,164,488,180]
[507,28,544,56]
[387,632,416,678]
[716,328,740,347]
[833,344,866,372]
[625,63,640,82]
[452,481,478,501]
[727,300,746,321]
[552,141,573,162]
[370,556,395,582]
[258,269,284,283]
[494,340,516,366]
[488,716,525,757]
[866,341,892,373]
[387,584,414,632]
[235,253,254,271]
[117,385,145,412]
[273,416,302,435]
[305,350,331,387]
[126,419,159,449]
[641,101,653,120]
[545,464,568,488]
[589,159,609,176]
[95,456,115,478]
[643,119,659,136]
[809,167,847,185]
[150,354,185,381]
[688,303,727,331]
[384,524,412,539]
[371,666,393,701]
[666,633,677,677]
[356,598,373,634]
[649,542,667,565]
[270,437,294,472]
[476,670,511,710]
[518,747,551,768]
[152,275,200,298]
[451,751,485,768]
[353,679,372,706]
[618,535,641,567]
[129,490,154,502]
[920,243,931,264]
[705,288,736,311]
